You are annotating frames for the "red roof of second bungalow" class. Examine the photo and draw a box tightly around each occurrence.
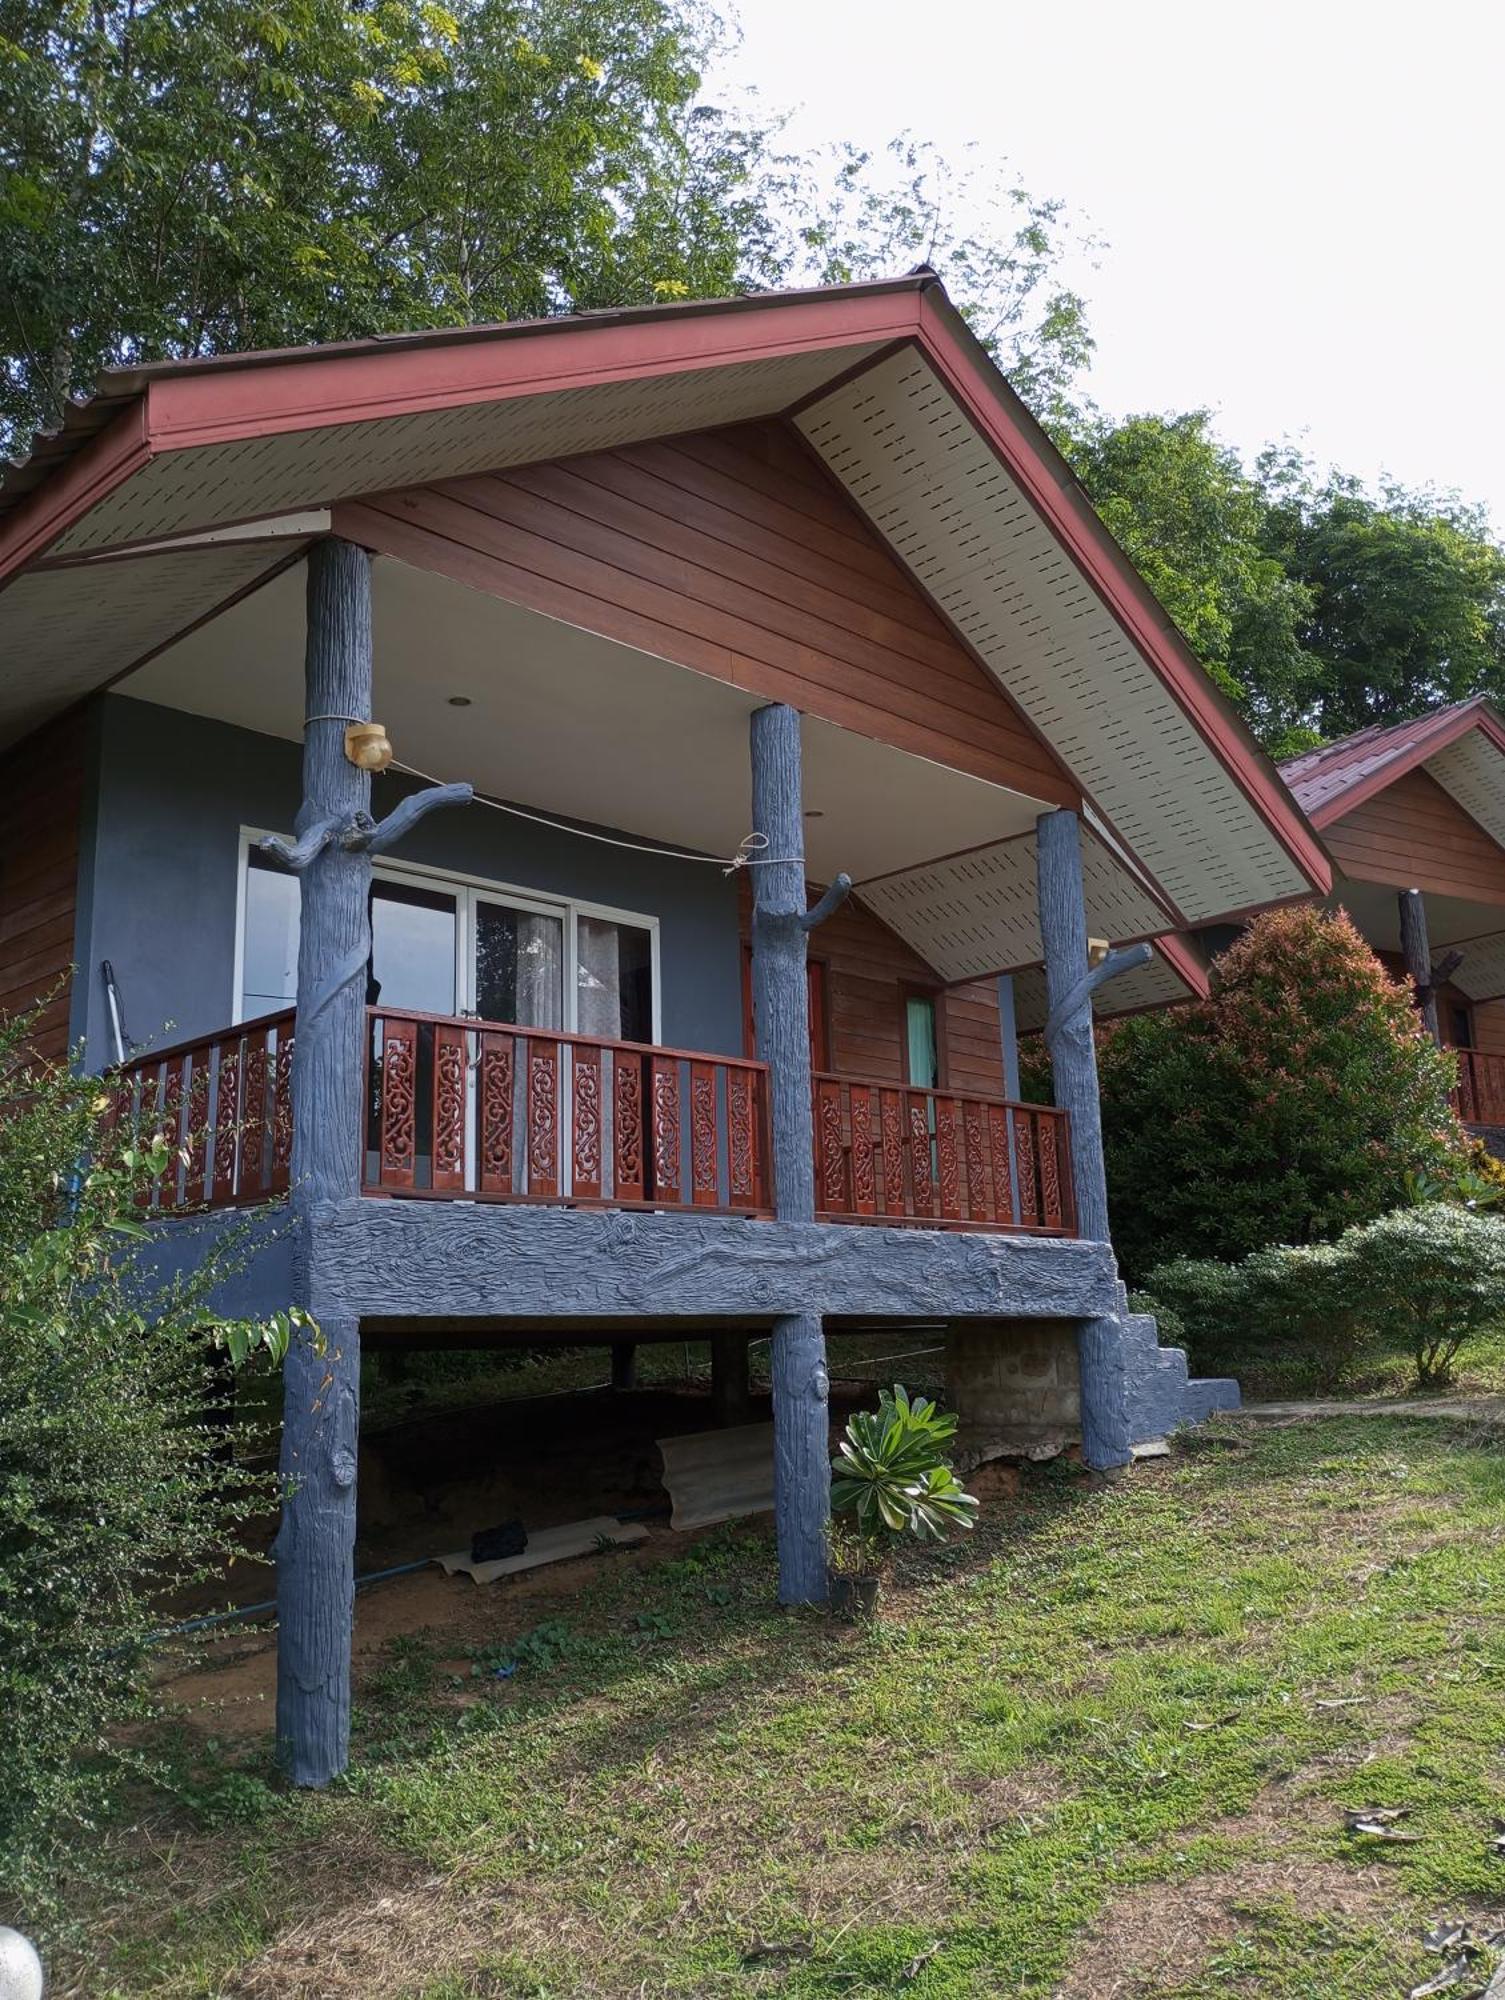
[1280,697,1505,829]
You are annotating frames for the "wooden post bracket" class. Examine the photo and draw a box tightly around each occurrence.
[1042,941,1152,1049]
[259,780,473,874]
[259,783,473,1025]
[751,870,853,945]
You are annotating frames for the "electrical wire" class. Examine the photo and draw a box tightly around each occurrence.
[390,758,803,875]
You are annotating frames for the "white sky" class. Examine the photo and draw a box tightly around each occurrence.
[721,0,1505,529]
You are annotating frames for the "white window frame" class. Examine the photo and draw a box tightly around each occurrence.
[233,827,663,1043]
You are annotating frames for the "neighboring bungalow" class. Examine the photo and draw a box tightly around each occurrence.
[1279,699,1505,1138]
[0,272,1327,1783]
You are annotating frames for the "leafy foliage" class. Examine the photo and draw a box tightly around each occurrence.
[829,1384,977,1570]
[1142,1240,1365,1392]
[1088,906,1463,1281]
[1067,411,1314,735]
[1346,1203,1505,1387]
[0,0,783,449]
[1062,413,1505,753]
[1257,453,1505,742]
[1143,1203,1505,1392]
[782,136,1097,423]
[0,1004,292,1916]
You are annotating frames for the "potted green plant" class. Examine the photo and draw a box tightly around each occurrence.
[827,1385,979,1618]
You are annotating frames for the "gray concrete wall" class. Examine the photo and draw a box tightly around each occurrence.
[72,696,745,1070]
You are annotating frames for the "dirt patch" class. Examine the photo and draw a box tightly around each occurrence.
[157,1517,707,1743]
[1053,1784,1394,1999]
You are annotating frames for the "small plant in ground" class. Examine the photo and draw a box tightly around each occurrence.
[828,1386,977,1612]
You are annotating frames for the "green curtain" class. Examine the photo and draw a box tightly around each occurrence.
[906,996,938,1089]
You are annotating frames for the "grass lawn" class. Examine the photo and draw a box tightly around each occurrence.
[53,1414,1505,1999]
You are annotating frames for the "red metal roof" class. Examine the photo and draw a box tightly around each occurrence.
[0,270,1332,922]
[0,275,928,530]
[1279,697,1505,826]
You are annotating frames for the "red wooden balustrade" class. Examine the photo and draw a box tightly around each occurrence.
[811,1072,1076,1235]
[363,1008,774,1216]
[108,1005,1079,1239]
[109,1009,296,1213]
[1454,1049,1505,1128]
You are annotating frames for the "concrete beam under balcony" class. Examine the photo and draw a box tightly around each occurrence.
[307,1198,1119,1327]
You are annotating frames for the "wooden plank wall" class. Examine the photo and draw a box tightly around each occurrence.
[335,419,1078,806]
[0,712,85,1062]
[738,876,1005,1094]
[1471,1002,1505,1058]
[1327,768,1505,905]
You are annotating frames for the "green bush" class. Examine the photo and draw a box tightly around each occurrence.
[1091,906,1463,1279]
[1344,1203,1505,1387]
[0,1005,293,1921]
[1143,1202,1505,1392]
[1144,1237,1362,1391]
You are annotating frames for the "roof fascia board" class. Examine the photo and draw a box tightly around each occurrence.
[143,291,927,454]
[0,401,150,587]
[1308,701,1504,831]
[911,290,1332,900]
[1155,930,1212,1000]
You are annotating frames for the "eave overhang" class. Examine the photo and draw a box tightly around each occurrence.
[0,271,1329,944]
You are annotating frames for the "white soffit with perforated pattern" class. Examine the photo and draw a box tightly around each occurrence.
[0,541,304,746]
[1009,947,1196,1033]
[1424,732,1505,849]
[1447,930,1505,1004]
[49,347,881,559]
[855,827,1169,984]
[795,347,1312,928]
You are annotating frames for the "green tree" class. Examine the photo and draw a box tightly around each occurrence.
[1087,905,1462,1280]
[784,135,1097,424]
[0,1004,293,1915]
[0,0,778,451]
[1256,451,1505,740]
[1066,411,1314,743]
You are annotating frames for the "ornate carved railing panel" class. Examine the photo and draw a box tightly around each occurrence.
[111,1009,296,1213]
[1455,1049,1505,1129]
[811,1072,1076,1237]
[364,1008,773,1216]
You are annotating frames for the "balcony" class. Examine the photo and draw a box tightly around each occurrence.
[1455,1048,1505,1129]
[111,1006,1077,1238]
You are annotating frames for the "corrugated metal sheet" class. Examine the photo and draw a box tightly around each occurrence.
[1279,700,1492,817]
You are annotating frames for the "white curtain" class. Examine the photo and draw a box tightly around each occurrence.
[576,917,623,1039]
[515,913,564,1029]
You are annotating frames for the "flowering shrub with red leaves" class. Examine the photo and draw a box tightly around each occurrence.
[1087,906,1463,1279]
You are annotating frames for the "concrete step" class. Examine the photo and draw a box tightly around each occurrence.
[1122,1312,1239,1442]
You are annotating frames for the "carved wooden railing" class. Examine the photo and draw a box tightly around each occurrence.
[812,1073,1076,1236]
[363,1008,773,1216]
[1454,1049,1505,1127]
[109,1009,296,1213]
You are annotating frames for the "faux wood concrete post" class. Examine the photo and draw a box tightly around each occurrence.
[711,1331,752,1424]
[1400,889,1441,1045]
[750,703,830,1604]
[610,1341,638,1391]
[997,973,1021,1102]
[1036,808,1130,1470]
[275,540,373,1786]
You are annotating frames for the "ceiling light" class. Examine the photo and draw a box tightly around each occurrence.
[447,695,472,707]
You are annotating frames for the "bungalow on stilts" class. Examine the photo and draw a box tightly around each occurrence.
[0,273,1330,1783]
